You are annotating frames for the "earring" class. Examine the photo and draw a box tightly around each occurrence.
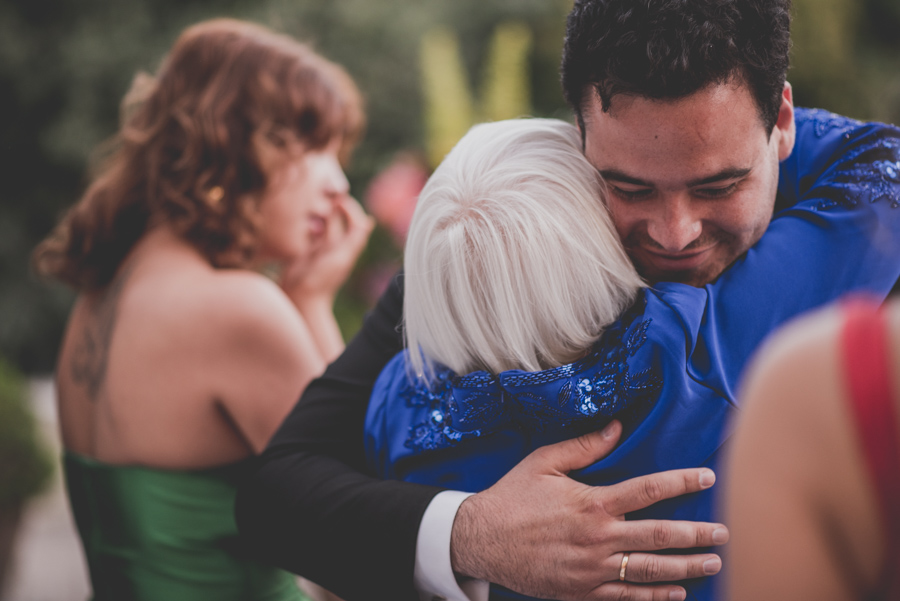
[206,186,225,205]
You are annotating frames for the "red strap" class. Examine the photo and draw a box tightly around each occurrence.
[841,297,900,596]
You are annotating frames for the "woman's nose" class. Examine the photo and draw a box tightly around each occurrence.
[324,158,350,199]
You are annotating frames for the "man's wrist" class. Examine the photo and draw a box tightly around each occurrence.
[416,491,489,601]
[449,492,494,581]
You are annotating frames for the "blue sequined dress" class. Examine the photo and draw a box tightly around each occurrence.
[364,109,900,601]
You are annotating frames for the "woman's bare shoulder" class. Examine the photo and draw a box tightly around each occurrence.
[734,305,845,488]
[740,305,842,412]
[730,304,890,599]
[198,268,303,327]
[167,268,325,453]
[182,268,309,350]
[116,258,313,370]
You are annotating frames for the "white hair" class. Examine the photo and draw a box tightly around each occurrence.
[404,118,643,378]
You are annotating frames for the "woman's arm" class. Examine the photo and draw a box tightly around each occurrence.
[235,272,445,601]
[279,196,374,364]
[209,272,329,455]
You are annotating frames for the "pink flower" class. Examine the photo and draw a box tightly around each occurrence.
[365,153,429,247]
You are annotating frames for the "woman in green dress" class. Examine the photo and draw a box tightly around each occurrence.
[33,18,372,601]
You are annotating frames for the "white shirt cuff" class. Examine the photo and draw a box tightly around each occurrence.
[414,491,490,601]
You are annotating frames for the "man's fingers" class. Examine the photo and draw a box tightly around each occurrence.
[602,551,722,584]
[601,468,716,515]
[529,420,622,474]
[610,519,729,551]
[589,581,687,601]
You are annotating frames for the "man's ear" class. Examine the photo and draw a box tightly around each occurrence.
[774,82,795,161]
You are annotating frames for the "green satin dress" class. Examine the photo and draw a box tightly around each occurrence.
[64,452,309,601]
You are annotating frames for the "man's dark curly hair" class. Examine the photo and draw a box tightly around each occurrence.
[561,0,792,134]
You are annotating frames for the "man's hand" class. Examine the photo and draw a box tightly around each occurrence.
[450,420,728,601]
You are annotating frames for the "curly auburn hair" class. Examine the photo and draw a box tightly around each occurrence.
[33,18,365,291]
[561,0,792,134]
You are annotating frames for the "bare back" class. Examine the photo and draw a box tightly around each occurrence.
[728,301,900,600]
[56,227,325,469]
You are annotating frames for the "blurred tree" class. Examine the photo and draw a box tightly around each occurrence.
[421,27,477,170]
[790,0,862,116]
[481,22,534,123]
[422,20,535,168]
[790,0,900,123]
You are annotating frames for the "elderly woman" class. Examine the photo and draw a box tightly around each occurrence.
[33,19,371,601]
[363,116,900,601]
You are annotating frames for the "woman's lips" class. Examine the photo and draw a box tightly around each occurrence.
[308,215,327,237]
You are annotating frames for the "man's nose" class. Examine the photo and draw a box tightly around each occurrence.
[646,197,702,252]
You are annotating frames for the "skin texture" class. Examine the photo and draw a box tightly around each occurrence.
[257,141,351,270]
[449,81,794,600]
[259,141,373,363]
[583,81,796,286]
[56,148,372,468]
[452,422,727,601]
[68,266,132,401]
[727,304,895,601]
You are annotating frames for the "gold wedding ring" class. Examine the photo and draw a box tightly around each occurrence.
[619,552,630,582]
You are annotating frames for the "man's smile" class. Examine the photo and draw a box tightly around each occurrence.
[638,245,717,271]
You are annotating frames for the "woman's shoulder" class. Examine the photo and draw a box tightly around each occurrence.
[733,303,847,496]
[199,268,302,328]
[751,305,841,372]
[118,256,309,368]
[739,304,842,421]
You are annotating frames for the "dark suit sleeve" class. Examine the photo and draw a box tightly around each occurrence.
[235,271,445,601]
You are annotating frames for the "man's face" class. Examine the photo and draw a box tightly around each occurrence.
[583,81,795,286]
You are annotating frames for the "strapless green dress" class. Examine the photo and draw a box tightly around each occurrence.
[64,452,309,601]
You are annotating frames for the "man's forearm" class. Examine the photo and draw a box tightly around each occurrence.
[237,447,442,600]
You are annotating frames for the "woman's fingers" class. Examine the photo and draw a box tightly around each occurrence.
[326,196,373,252]
[339,195,375,251]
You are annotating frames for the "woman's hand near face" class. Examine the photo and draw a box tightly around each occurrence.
[280,194,373,302]
[280,195,374,362]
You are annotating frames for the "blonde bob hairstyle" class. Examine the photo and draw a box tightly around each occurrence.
[404,118,644,378]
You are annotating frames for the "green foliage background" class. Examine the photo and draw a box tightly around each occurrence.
[0,358,52,504]
[1,0,899,374]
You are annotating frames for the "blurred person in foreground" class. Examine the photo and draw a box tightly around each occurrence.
[727,295,900,600]
[32,18,371,601]
[235,2,900,600]
[363,117,900,601]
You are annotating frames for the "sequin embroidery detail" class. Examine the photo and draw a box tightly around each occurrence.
[403,297,663,452]
[807,108,862,138]
[805,112,900,211]
[401,370,485,451]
